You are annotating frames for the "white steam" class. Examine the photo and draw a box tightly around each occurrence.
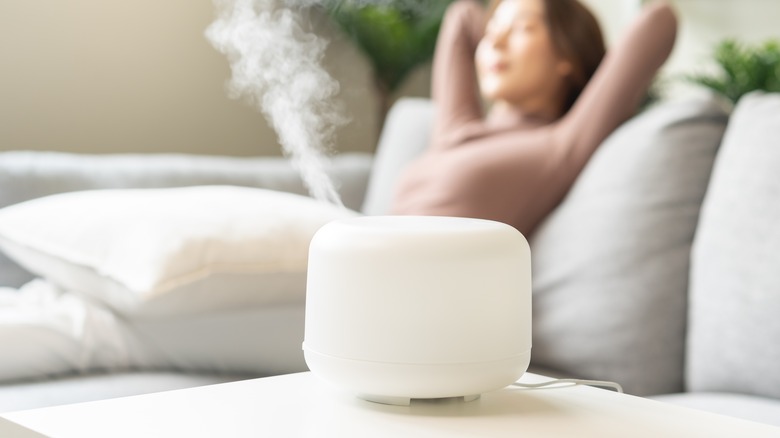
[206,0,347,206]
[206,0,438,206]
[285,0,432,10]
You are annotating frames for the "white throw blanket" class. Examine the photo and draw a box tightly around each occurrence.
[0,280,307,383]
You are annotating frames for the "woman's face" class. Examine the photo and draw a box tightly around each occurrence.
[476,0,571,109]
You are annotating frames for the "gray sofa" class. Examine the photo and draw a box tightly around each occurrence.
[1,94,779,428]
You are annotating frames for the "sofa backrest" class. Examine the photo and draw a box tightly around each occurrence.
[686,92,780,399]
[360,98,434,216]
[529,96,730,395]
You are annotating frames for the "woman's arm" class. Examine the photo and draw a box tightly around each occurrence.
[429,0,486,151]
[556,1,678,166]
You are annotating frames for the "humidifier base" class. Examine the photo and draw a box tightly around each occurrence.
[303,345,531,405]
[357,393,481,406]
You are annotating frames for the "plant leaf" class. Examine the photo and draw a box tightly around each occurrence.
[683,38,780,103]
[326,0,456,94]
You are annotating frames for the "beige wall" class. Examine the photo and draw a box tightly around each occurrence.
[3,1,778,157]
[0,0,429,157]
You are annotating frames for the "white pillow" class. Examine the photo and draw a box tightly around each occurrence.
[0,186,358,318]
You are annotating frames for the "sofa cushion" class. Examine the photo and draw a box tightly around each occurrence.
[529,96,729,395]
[0,186,356,317]
[361,98,433,215]
[0,372,253,413]
[686,92,780,399]
[651,393,780,427]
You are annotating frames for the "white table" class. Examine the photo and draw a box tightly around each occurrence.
[2,372,779,437]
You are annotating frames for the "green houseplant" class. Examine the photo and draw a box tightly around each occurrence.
[685,38,780,104]
[325,0,457,135]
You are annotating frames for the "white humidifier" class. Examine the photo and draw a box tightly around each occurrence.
[302,216,531,405]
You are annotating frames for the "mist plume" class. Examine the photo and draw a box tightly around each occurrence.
[206,0,347,206]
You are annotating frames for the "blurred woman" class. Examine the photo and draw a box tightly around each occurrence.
[391,0,677,235]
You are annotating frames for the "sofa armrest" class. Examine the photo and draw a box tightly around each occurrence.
[0,150,373,287]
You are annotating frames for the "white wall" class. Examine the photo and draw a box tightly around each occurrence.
[664,0,780,79]
[0,0,429,156]
[582,0,780,97]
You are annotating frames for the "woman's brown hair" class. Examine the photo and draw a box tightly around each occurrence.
[486,0,606,111]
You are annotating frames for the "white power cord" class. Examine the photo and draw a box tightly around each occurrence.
[512,378,624,393]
